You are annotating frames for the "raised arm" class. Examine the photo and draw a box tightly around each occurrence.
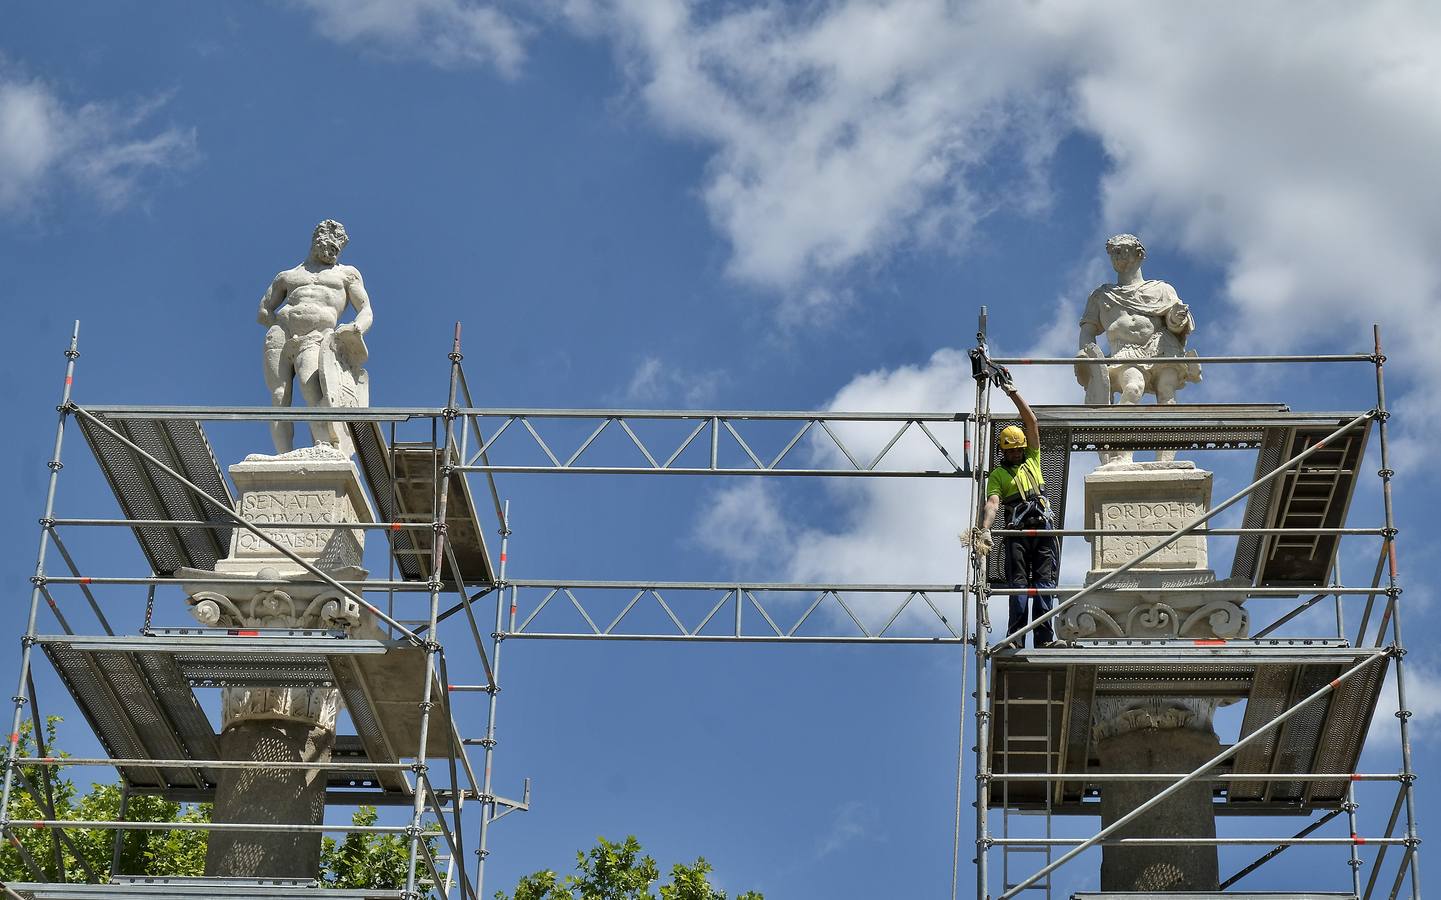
[344,267,373,334]
[1004,382,1040,449]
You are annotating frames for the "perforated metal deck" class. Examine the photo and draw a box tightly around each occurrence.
[1071,894,1354,899]
[986,405,1370,590]
[39,631,454,802]
[9,877,403,898]
[350,423,495,587]
[988,642,1389,815]
[76,412,234,575]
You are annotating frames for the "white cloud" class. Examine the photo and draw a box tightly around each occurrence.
[814,800,869,859]
[693,479,791,566]
[1367,656,1441,751]
[0,75,196,216]
[690,316,1081,630]
[293,0,527,77]
[619,355,724,407]
[584,0,1067,310]
[583,1,1441,451]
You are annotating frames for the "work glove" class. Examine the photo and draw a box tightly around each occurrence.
[966,527,993,557]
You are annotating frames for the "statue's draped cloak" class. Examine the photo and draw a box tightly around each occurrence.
[1080,280,1195,339]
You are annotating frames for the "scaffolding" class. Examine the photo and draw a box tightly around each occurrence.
[970,320,1421,899]
[0,316,1423,898]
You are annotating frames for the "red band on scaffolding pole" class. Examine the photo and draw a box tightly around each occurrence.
[1194,639,1227,646]
[1353,833,1366,845]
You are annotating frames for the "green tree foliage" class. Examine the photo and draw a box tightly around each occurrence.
[0,718,208,883]
[497,835,762,900]
[319,806,438,890]
[0,718,435,890]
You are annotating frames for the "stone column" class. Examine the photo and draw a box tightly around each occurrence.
[1094,700,1220,892]
[177,446,375,879]
[205,688,340,877]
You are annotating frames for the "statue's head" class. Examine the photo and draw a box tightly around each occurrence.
[310,219,349,264]
[1104,233,1145,274]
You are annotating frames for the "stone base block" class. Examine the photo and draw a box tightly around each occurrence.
[1085,462,1211,572]
[218,446,374,577]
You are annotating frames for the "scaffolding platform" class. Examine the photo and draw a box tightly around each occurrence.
[987,405,1370,590]
[988,642,1389,815]
[77,412,235,576]
[8,876,403,898]
[350,423,495,587]
[1071,894,1355,899]
[39,630,454,802]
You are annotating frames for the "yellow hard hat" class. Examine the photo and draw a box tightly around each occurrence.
[998,425,1027,450]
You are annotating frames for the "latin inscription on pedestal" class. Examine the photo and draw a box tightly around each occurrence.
[1098,498,1205,569]
[233,489,354,557]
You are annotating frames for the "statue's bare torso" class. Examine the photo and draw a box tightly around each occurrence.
[269,263,358,337]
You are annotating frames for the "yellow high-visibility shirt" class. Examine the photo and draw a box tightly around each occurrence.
[986,446,1044,500]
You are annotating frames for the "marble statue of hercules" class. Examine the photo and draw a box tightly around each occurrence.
[257,219,373,453]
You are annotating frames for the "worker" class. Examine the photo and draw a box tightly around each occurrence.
[972,377,1059,648]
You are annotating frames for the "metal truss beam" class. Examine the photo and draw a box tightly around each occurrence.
[500,581,964,642]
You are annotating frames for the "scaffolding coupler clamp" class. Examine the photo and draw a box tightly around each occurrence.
[968,346,1012,389]
[479,736,497,749]
[28,575,45,588]
[410,762,428,774]
[46,460,62,472]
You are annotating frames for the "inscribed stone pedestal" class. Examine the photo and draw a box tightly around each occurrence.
[178,446,376,878]
[1056,461,1248,642]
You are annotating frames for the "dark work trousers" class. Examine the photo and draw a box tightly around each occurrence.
[1003,519,1060,647]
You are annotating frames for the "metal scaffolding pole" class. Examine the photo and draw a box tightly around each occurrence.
[1,322,79,846]
[971,310,995,900]
[1373,325,1422,899]
[405,325,467,900]
[474,504,511,898]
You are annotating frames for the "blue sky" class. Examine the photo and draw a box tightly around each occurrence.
[2,1,1439,896]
